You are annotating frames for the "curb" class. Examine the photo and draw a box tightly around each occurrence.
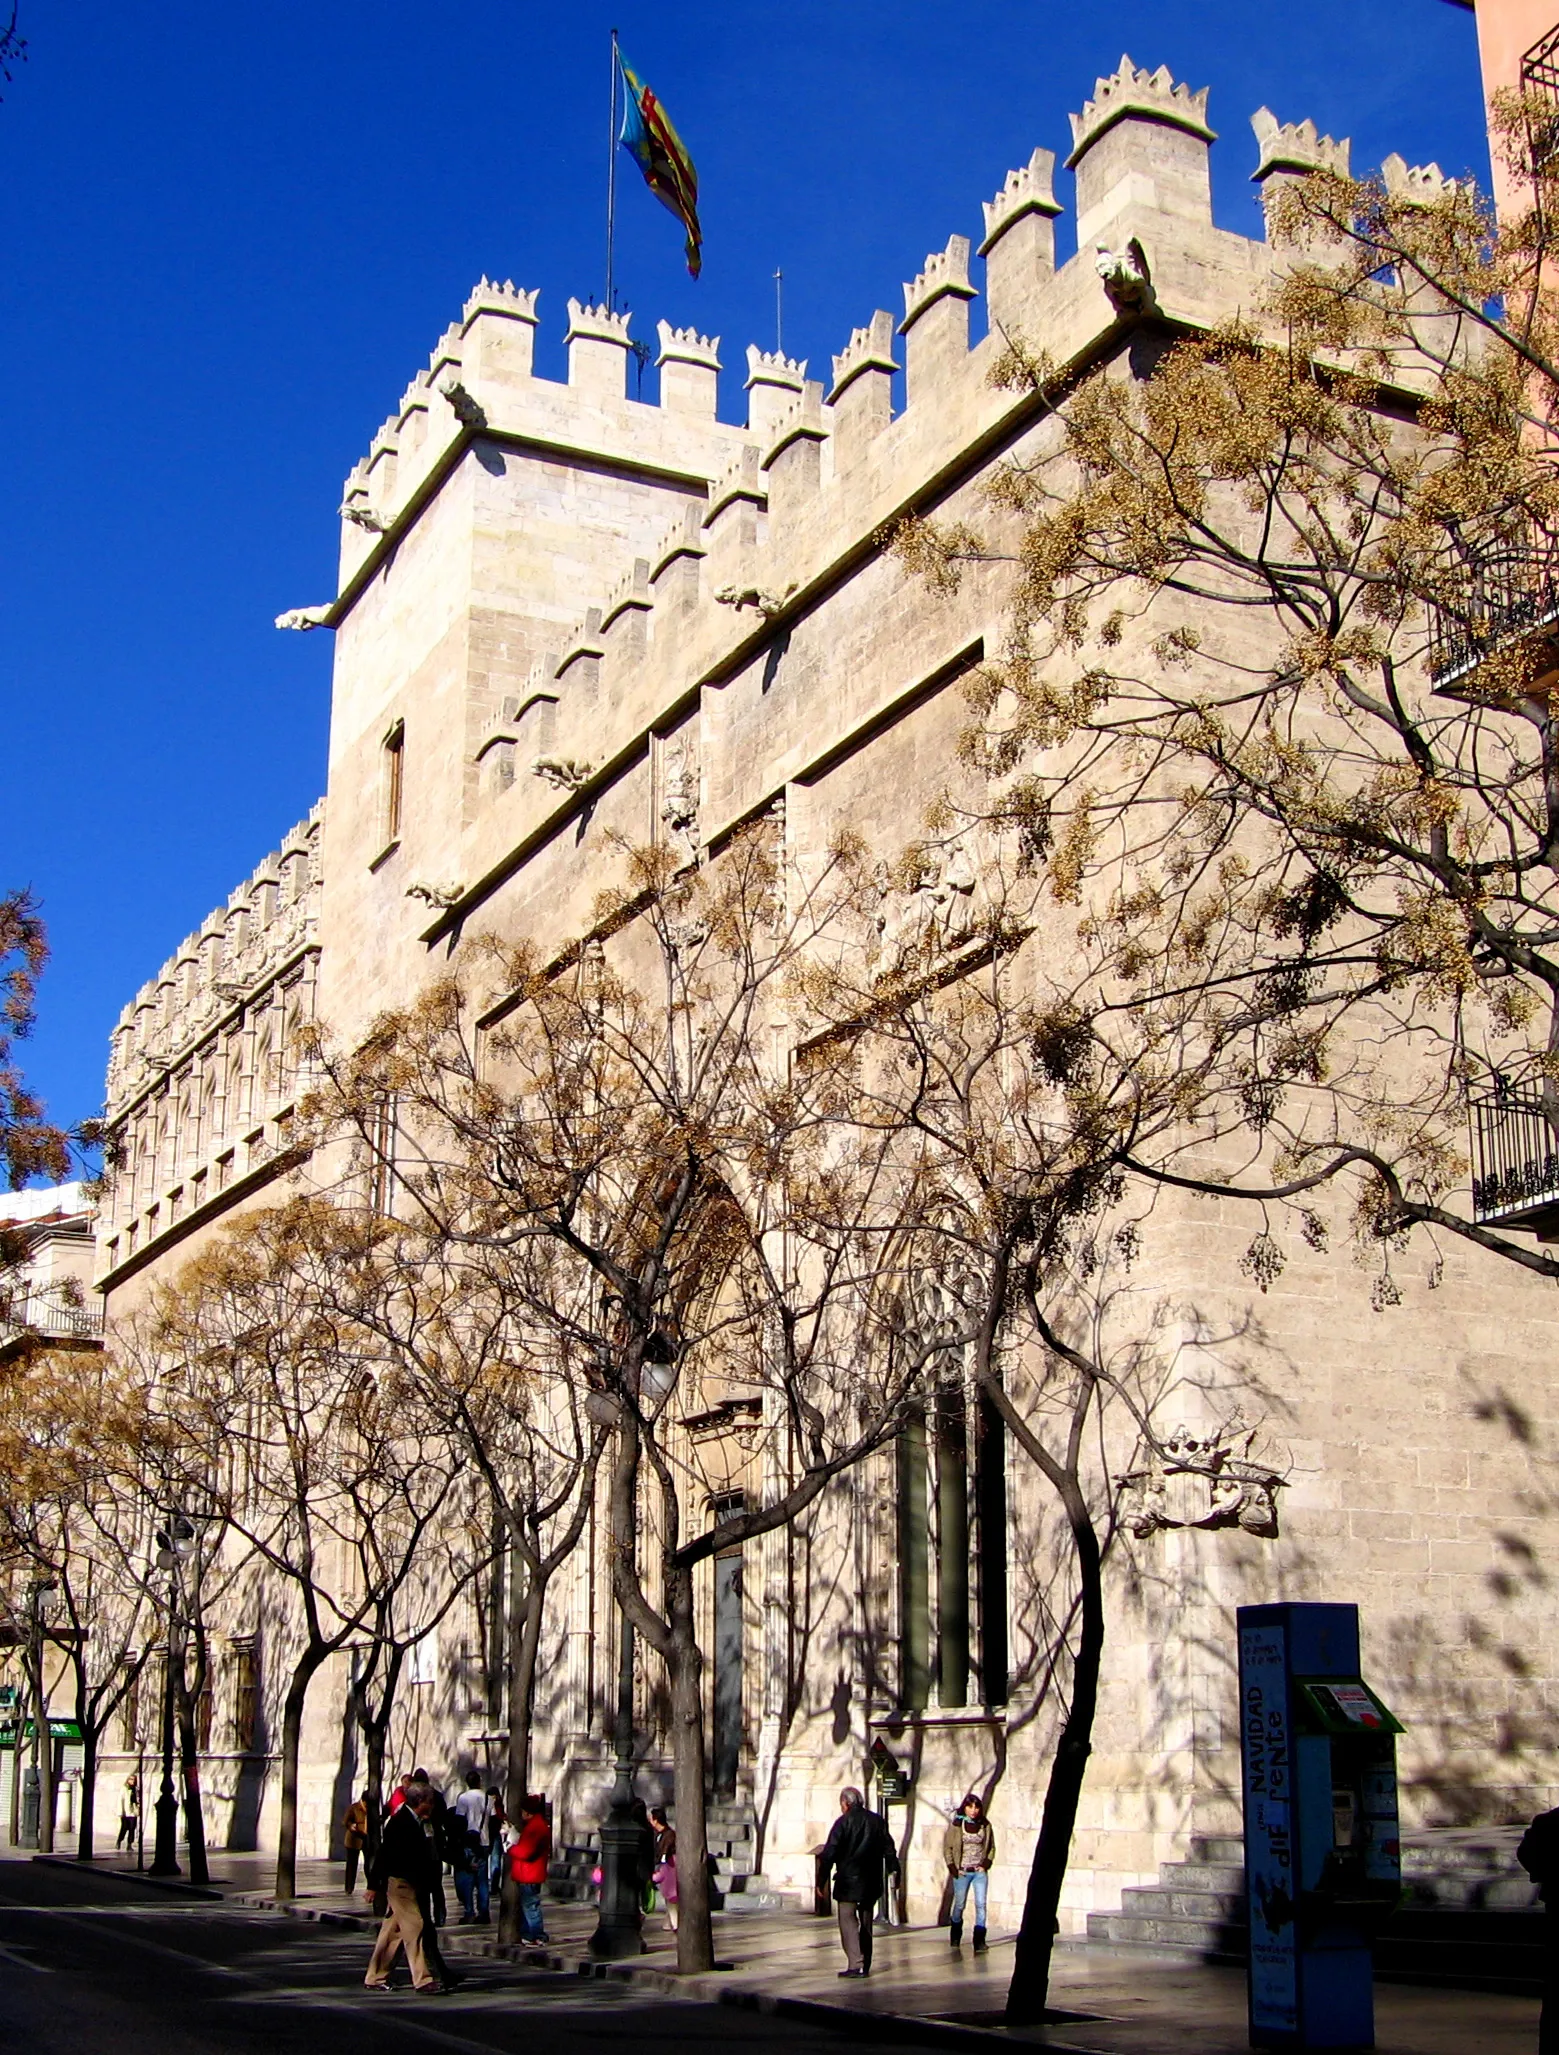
[229,1891,573,1974]
[31,1853,223,1901]
[576,1952,1105,2051]
[715,1989,1105,2053]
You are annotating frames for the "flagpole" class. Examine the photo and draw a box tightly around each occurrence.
[774,268,784,354]
[606,28,620,311]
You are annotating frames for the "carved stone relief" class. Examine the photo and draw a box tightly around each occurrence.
[1118,1419,1283,1538]
[660,737,700,865]
[874,839,981,976]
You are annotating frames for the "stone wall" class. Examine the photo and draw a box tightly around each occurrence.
[96,55,1559,1933]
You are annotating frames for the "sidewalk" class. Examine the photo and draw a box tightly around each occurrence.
[23,1845,1543,2053]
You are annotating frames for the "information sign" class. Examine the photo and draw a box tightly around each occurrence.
[1239,1619,1298,2038]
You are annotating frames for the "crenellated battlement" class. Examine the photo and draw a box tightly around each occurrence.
[441,60,1456,856]
[1251,107,1350,183]
[302,54,1462,922]
[107,804,325,1115]
[901,234,977,333]
[1067,54,1215,164]
[829,310,899,402]
[981,147,1063,249]
[1382,152,1463,206]
[463,276,540,324]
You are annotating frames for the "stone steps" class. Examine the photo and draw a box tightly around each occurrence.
[1085,1830,1546,1996]
[544,1797,794,1909]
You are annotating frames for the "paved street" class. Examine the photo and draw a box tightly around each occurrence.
[0,1850,1544,2055]
[0,1856,943,2055]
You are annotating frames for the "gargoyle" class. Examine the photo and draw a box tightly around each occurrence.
[405,881,465,910]
[339,497,391,533]
[437,375,487,430]
[715,582,796,620]
[1094,237,1153,315]
[532,758,596,793]
[275,605,332,632]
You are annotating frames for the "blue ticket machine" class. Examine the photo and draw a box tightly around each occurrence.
[1237,1603,1404,2051]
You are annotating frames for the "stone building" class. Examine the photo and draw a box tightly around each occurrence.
[95,58,1559,1932]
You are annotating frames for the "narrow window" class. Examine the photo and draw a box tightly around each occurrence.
[935,1375,970,1709]
[975,1389,1009,1706]
[368,1095,397,1216]
[382,720,405,847]
[232,1642,258,1753]
[119,1664,142,1750]
[896,1409,930,1712]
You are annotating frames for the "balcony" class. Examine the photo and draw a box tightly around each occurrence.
[1426,534,1559,694]
[1523,24,1559,179]
[0,1292,105,1358]
[1470,1079,1559,1234]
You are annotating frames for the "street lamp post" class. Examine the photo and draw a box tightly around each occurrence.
[589,1337,675,1961]
[588,1591,644,1958]
[148,1516,195,1878]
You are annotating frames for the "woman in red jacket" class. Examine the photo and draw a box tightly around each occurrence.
[507,1795,552,1946]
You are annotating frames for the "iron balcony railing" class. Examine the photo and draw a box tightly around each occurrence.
[1470,1080,1559,1224]
[1522,22,1559,176]
[0,1294,105,1343]
[1426,536,1559,691]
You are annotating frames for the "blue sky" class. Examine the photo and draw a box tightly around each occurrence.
[2,0,1485,1153]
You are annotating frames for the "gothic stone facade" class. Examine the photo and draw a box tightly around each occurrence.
[97,60,1559,1929]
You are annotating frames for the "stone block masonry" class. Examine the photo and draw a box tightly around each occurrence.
[96,55,1559,1933]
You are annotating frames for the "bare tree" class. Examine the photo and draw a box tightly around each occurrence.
[149,1201,479,1898]
[812,831,1283,2022]
[890,124,1559,1297]
[0,1344,178,1859]
[311,826,950,1971]
[285,1214,604,1939]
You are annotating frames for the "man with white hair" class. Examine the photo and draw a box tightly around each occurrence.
[364,1779,444,1994]
[818,1786,900,1977]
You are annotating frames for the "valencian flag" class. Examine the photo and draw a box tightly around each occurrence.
[618,50,702,278]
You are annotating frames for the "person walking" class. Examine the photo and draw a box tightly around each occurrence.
[419,1769,456,1932]
[507,1794,553,1946]
[115,1774,141,1854]
[1519,1803,1559,2053]
[943,1792,994,1951]
[486,1789,509,1905]
[452,1772,491,1924]
[363,1779,444,1994]
[649,1805,678,1933]
[341,1791,369,1895]
[818,1787,900,1978]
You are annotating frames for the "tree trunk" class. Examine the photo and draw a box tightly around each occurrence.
[1004,1510,1105,2025]
[275,1647,325,1900]
[75,1717,96,1865]
[362,1710,389,1854]
[35,1636,55,1855]
[349,1642,400,1866]
[176,1626,210,1885]
[498,1557,547,1942]
[72,1652,95,1861]
[76,1720,97,1861]
[667,1565,714,1974]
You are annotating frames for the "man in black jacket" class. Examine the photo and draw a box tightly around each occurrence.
[1520,1805,1559,2053]
[818,1787,900,1977]
[365,1781,444,1993]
